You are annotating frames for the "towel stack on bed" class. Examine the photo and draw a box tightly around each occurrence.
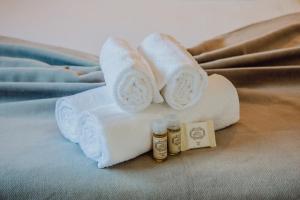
[55,33,240,168]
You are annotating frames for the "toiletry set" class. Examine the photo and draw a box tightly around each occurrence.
[152,115,216,162]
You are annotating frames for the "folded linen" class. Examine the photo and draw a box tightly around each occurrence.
[55,87,112,143]
[100,37,163,112]
[139,33,208,110]
[78,74,240,168]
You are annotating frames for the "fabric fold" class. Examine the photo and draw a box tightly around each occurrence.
[0,35,98,66]
[100,37,163,112]
[139,33,208,110]
[188,12,300,69]
[78,74,239,168]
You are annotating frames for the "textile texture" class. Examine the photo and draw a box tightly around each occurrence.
[0,13,300,199]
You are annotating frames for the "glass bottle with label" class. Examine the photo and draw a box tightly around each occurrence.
[166,114,181,155]
[152,119,168,162]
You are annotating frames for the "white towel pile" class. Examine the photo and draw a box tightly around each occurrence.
[55,33,240,168]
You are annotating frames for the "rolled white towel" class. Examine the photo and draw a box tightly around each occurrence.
[100,37,163,112]
[139,33,208,110]
[55,87,112,143]
[78,74,239,168]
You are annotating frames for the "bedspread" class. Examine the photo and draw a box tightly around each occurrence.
[0,13,300,199]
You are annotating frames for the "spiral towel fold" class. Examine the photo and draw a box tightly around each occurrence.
[78,74,240,168]
[100,37,163,112]
[139,33,208,110]
[55,87,112,143]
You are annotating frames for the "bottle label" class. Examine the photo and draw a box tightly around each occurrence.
[168,129,181,154]
[181,120,216,151]
[153,135,167,160]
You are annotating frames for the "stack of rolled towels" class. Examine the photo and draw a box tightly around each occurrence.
[55,33,240,168]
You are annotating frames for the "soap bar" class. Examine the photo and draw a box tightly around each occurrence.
[181,120,216,151]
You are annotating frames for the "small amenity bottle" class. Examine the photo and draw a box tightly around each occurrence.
[166,114,181,155]
[152,119,168,162]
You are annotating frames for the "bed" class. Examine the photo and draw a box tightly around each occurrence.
[0,13,300,199]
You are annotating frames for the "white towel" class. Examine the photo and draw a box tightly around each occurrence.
[78,74,240,168]
[139,33,208,110]
[100,37,163,112]
[55,87,112,143]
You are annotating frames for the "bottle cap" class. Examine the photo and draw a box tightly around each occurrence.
[151,119,167,135]
[166,114,180,129]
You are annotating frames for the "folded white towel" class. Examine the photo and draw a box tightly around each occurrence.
[55,87,112,143]
[139,33,208,110]
[100,37,163,112]
[78,74,240,168]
